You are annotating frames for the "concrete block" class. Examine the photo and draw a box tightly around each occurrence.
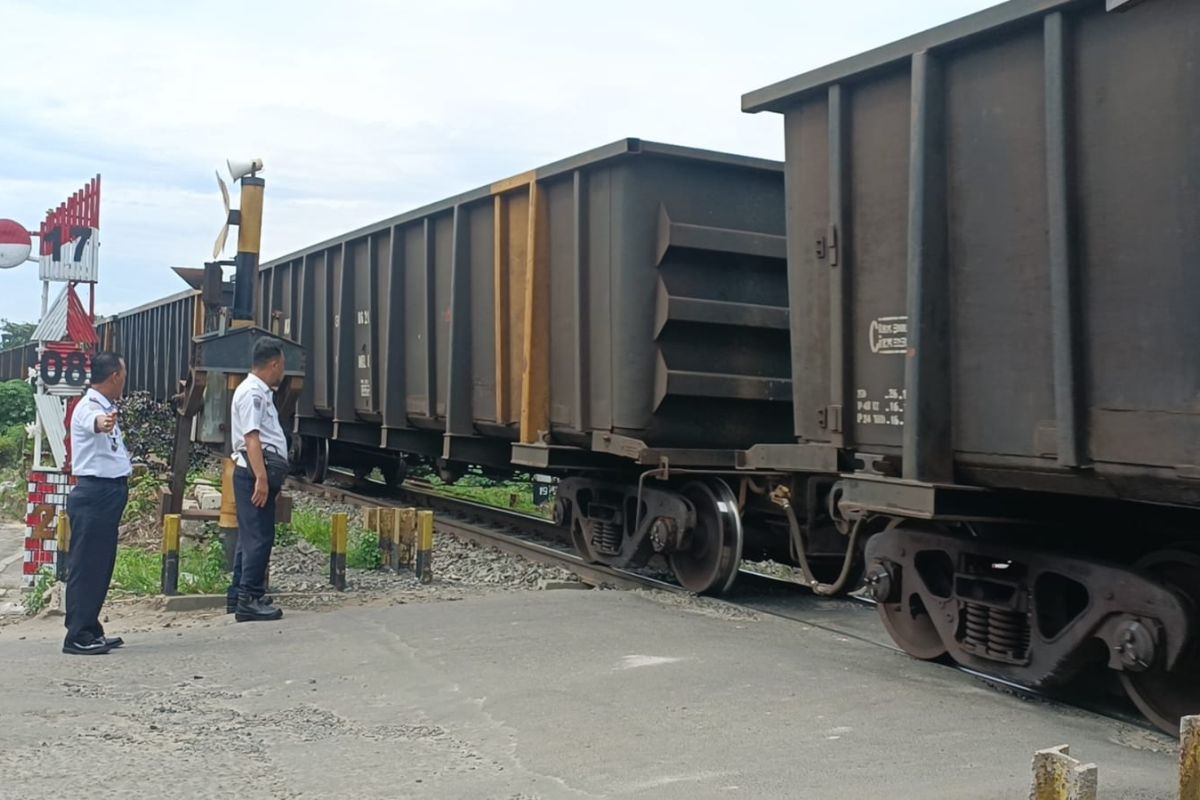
[161,591,325,612]
[196,489,222,512]
[1182,716,1200,800]
[161,594,226,612]
[1030,744,1097,800]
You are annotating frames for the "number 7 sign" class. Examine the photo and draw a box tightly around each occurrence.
[38,176,100,283]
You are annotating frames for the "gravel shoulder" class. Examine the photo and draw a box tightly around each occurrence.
[0,484,586,633]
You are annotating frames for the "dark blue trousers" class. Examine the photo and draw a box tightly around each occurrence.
[64,476,128,644]
[228,466,278,601]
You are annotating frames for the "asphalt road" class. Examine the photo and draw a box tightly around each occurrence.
[0,588,1180,799]
[0,522,27,616]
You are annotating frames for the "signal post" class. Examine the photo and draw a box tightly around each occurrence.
[0,179,102,586]
[164,159,305,575]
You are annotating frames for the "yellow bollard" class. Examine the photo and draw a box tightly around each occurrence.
[55,511,71,582]
[330,512,347,591]
[161,514,181,596]
[1030,744,1097,800]
[415,510,433,584]
[1182,716,1200,800]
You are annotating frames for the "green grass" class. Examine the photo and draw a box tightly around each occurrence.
[349,527,382,570]
[420,471,548,517]
[110,539,230,596]
[24,567,56,615]
[276,508,380,570]
[186,465,221,488]
[278,508,332,551]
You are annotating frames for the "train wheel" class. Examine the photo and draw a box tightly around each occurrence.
[877,588,947,661]
[437,458,464,485]
[669,479,743,595]
[287,434,304,475]
[381,461,406,489]
[304,437,329,484]
[1119,548,1200,735]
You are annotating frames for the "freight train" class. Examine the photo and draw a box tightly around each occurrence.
[0,288,200,404]
[2,0,1194,734]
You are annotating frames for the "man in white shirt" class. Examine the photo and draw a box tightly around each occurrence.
[228,337,289,622]
[63,352,132,655]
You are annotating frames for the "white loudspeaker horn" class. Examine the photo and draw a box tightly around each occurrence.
[227,158,264,181]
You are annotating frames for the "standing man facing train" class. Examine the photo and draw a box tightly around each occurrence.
[228,337,288,622]
[63,352,131,655]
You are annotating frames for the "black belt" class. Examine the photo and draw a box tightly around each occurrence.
[76,475,129,485]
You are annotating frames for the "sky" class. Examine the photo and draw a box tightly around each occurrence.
[0,0,998,322]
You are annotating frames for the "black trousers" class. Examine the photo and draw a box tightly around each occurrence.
[64,476,128,643]
[228,466,278,601]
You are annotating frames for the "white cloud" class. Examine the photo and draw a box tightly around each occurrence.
[0,0,998,323]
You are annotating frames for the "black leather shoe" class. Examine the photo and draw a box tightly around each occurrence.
[63,638,114,655]
[228,593,271,614]
[235,595,283,623]
[99,636,124,649]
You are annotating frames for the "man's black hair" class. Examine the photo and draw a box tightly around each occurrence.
[252,337,284,369]
[91,352,124,385]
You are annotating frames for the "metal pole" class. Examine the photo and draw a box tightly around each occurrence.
[231,177,264,324]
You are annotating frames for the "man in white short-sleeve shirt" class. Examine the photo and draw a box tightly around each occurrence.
[227,337,289,622]
[63,351,132,655]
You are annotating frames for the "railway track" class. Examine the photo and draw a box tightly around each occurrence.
[288,471,683,594]
[286,469,1171,740]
